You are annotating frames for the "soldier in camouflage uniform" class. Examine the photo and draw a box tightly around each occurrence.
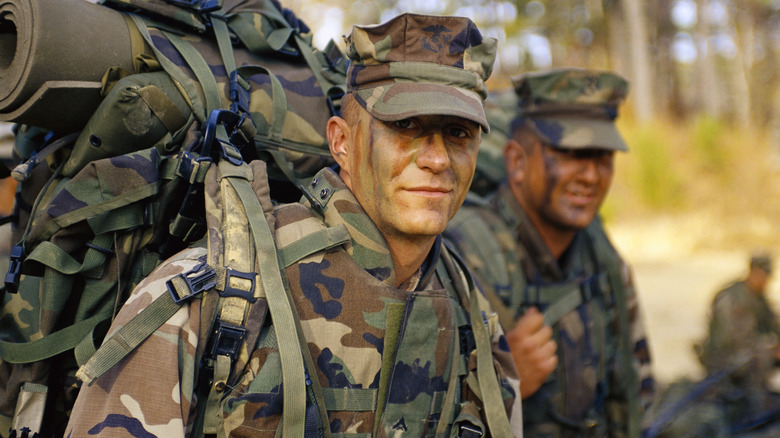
[444,68,654,438]
[699,254,780,413]
[65,13,522,437]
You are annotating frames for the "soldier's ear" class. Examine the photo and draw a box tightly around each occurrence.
[504,139,527,184]
[327,115,353,183]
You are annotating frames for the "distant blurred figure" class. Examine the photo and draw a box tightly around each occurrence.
[699,253,780,411]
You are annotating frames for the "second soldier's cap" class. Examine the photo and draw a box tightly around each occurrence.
[512,68,630,151]
[751,253,773,274]
[345,13,497,132]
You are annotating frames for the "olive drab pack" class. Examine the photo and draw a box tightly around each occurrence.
[0,0,347,435]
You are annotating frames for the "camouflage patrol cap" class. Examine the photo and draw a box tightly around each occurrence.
[512,68,629,151]
[345,13,497,132]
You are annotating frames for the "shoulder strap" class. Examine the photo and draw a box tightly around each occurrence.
[584,221,640,438]
[437,244,514,437]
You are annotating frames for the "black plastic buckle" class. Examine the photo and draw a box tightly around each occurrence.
[326,87,345,118]
[4,245,24,294]
[208,319,247,361]
[167,263,217,304]
[201,109,244,166]
[458,423,483,438]
[229,71,250,114]
[177,151,212,184]
[220,269,256,302]
[165,0,222,13]
[459,323,476,356]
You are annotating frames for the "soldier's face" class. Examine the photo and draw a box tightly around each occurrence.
[339,111,480,243]
[515,141,614,232]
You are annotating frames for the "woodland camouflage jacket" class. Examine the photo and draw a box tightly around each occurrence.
[65,166,522,437]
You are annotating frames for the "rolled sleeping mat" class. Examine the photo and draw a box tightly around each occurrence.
[0,0,139,132]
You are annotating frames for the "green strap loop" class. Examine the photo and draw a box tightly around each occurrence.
[278,224,351,267]
[25,234,112,277]
[129,15,207,122]
[0,309,113,364]
[235,64,287,143]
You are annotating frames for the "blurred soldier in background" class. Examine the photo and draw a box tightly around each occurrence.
[699,253,780,412]
[445,68,654,437]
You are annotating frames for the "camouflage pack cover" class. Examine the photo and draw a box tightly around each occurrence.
[512,67,630,151]
[0,0,347,434]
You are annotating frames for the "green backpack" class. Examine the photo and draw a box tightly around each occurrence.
[0,0,346,435]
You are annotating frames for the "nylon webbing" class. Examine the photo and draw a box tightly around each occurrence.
[226,162,307,437]
[235,65,287,143]
[129,14,207,122]
[76,289,186,385]
[0,309,113,364]
[278,224,351,267]
[25,234,112,276]
[541,286,585,326]
[210,15,237,76]
[322,388,377,412]
[588,226,640,438]
[164,30,222,115]
[440,246,514,437]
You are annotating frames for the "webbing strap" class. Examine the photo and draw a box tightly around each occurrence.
[25,234,112,276]
[0,309,113,364]
[210,15,237,76]
[129,14,207,122]
[440,246,514,436]
[588,227,640,438]
[235,65,287,143]
[541,286,585,326]
[75,289,186,385]
[322,388,377,412]
[224,162,307,437]
[294,34,333,97]
[164,30,222,115]
[278,224,351,267]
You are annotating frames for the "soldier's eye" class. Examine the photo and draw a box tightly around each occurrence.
[393,119,414,130]
[446,126,469,138]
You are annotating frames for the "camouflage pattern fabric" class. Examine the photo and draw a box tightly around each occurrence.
[345,12,496,132]
[699,280,780,409]
[511,68,629,151]
[65,167,522,437]
[444,185,654,438]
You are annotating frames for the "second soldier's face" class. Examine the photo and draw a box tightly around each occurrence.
[520,142,614,232]
[345,112,480,243]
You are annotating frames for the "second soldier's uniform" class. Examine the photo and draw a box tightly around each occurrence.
[445,69,654,438]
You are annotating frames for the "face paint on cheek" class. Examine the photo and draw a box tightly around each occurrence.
[541,150,560,208]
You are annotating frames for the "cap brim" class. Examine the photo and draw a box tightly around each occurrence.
[530,117,628,151]
[353,83,490,133]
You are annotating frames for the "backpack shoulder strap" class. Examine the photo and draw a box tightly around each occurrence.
[584,218,640,438]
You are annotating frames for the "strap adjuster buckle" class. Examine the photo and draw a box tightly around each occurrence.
[220,269,256,302]
[4,245,24,294]
[167,263,217,304]
[208,319,247,361]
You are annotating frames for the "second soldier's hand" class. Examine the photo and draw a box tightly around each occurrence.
[506,307,558,399]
